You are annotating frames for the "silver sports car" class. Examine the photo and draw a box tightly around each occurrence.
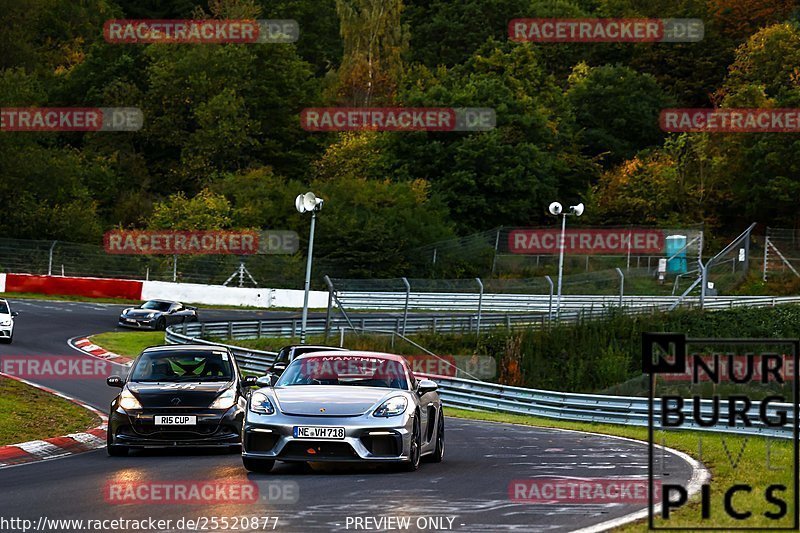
[242,351,444,473]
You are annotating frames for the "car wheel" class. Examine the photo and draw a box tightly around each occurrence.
[243,457,275,473]
[0,336,10,344]
[106,431,128,457]
[424,412,444,463]
[190,315,199,322]
[401,416,421,472]
[156,317,166,330]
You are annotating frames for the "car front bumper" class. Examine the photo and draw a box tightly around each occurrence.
[118,317,156,329]
[108,406,243,448]
[0,325,12,339]
[242,411,413,463]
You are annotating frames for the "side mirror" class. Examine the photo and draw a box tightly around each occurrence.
[256,373,278,387]
[417,379,438,396]
[243,375,258,387]
[272,362,287,374]
[106,376,124,388]
[10,311,18,317]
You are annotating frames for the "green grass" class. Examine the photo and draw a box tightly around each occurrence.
[0,377,99,445]
[90,330,165,358]
[445,407,795,531]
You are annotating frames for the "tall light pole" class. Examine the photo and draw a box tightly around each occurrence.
[296,192,324,344]
[548,201,584,320]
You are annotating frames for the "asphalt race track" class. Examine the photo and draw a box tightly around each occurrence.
[0,299,697,532]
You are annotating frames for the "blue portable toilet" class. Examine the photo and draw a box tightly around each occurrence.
[665,235,688,274]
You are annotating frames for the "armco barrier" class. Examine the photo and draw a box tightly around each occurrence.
[336,292,800,312]
[165,319,796,439]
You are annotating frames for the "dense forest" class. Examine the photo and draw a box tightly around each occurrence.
[1,0,798,277]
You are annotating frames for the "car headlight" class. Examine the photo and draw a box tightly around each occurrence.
[118,389,142,411]
[373,396,408,417]
[250,392,275,415]
[210,388,236,410]
[122,308,133,315]
[147,312,157,318]
[0,320,11,326]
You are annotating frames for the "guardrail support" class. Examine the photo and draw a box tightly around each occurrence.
[401,277,411,335]
[615,267,624,307]
[339,326,345,347]
[48,240,57,276]
[324,275,335,340]
[475,277,484,336]
[544,275,554,324]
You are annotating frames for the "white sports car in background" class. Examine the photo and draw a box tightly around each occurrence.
[0,299,18,344]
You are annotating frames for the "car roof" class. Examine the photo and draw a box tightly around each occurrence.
[142,344,226,353]
[293,350,408,363]
[287,345,348,351]
[145,299,178,304]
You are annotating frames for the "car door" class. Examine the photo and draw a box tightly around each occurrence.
[166,303,182,325]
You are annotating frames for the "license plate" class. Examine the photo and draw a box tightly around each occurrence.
[155,415,196,425]
[126,318,137,323]
[293,426,345,439]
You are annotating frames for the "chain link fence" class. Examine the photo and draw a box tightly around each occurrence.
[0,237,309,288]
[763,227,800,281]
[406,224,705,279]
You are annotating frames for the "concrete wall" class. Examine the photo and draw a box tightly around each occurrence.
[141,280,328,309]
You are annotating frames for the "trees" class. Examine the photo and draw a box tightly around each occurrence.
[566,63,671,167]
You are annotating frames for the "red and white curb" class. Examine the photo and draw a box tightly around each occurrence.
[0,373,107,468]
[70,336,131,364]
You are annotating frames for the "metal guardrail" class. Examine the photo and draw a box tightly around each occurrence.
[166,319,796,440]
[336,292,800,313]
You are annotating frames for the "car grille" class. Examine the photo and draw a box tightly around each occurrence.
[280,441,358,460]
[360,434,401,457]
[245,432,279,452]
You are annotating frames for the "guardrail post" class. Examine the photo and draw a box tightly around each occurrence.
[432,317,437,334]
[227,322,233,339]
[48,240,57,276]
[401,277,411,335]
[339,326,345,347]
[291,319,297,339]
[200,322,206,338]
[475,277,484,336]
[324,275,335,340]
[615,267,624,307]
[544,275,554,324]
[257,320,263,338]
[506,315,511,331]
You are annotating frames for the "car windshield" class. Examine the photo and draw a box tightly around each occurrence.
[0,302,8,315]
[130,350,234,382]
[140,300,171,311]
[276,355,409,389]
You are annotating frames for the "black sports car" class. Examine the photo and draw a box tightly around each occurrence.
[106,344,257,455]
[118,299,198,330]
